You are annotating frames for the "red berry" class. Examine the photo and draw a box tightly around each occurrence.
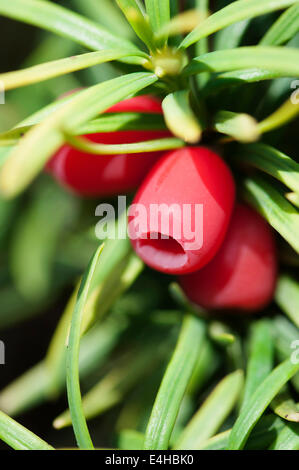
[129,146,235,275]
[179,204,277,312]
[46,95,171,197]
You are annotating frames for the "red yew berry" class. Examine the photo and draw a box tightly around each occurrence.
[128,146,235,275]
[179,204,277,312]
[46,95,171,197]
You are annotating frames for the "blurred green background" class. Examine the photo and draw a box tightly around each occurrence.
[0,0,298,450]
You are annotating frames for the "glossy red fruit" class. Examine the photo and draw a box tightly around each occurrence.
[46,95,171,197]
[179,204,277,312]
[128,146,235,275]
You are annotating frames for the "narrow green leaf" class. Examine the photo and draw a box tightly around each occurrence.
[259,32,299,104]
[66,245,105,449]
[184,47,299,78]
[203,32,299,95]
[209,321,236,346]
[24,97,82,126]
[0,72,157,198]
[63,134,184,154]
[214,111,260,143]
[170,0,179,17]
[88,215,143,313]
[170,395,199,448]
[0,113,167,144]
[286,192,299,208]
[203,69,283,96]
[0,87,113,157]
[175,370,244,450]
[258,98,299,134]
[228,358,299,449]
[0,313,128,417]
[272,316,299,392]
[0,410,54,450]
[118,430,144,450]
[54,372,123,428]
[245,416,285,450]
[198,430,230,450]
[214,19,250,50]
[269,422,299,449]
[271,389,299,422]
[244,176,299,253]
[78,113,167,133]
[260,4,299,46]
[0,362,50,418]
[195,0,210,87]
[226,335,244,372]
[187,338,220,396]
[54,336,168,428]
[0,92,84,161]
[0,139,19,148]
[145,0,170,44]
[200,415,284,450]
[46,229,141,396]
[144,315,206,450]
[180,0,297,48]
[73,0,135,39]
[116,0,156,51]
[0,0,142,62]
[162,91,202,143]
[240,143,299,195]
[0,50,147,91]
[275,274,299,328]
[241,319,274,411]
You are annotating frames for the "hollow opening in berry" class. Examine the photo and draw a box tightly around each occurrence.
[136,233,188,271]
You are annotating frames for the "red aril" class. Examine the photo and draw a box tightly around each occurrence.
[179,204,277,312]
[128,146,235,275]
[46,95,170,197]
